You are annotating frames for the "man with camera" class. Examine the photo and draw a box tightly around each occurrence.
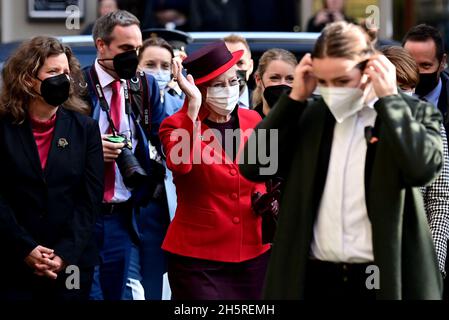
[83,10,168,300]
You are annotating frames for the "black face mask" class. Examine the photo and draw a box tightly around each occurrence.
[236,69,247,95]
[263,84,292,108]
[415,71,440,97]
[37,74,70,107]
[99,50,138,80]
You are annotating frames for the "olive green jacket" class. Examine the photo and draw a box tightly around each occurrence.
[240,93,443,299]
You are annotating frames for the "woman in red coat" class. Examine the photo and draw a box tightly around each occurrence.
[159,41,274,300]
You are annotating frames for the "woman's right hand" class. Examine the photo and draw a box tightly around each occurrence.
[172,58,202,121]
[289,53,317,102]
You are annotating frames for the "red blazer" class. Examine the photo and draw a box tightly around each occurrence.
[159,103,270,262]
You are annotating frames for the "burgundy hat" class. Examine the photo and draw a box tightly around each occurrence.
[182,40,244,85]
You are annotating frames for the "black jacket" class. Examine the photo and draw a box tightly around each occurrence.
[0,107,104,279]
[438,70,449,138]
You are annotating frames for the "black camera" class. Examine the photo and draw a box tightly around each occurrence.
[106,134,147,188]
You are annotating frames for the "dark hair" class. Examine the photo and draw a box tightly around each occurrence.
[402,24,445,62]
[0,36,88,123]
[381,46,419,89]
[312,21,374,60]
[138,37,174,61]
[92,10,140,47]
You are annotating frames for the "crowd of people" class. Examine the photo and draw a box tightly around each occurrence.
[0,6,449,301]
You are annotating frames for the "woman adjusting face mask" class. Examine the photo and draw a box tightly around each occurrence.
[317,59,374,123]
[313,52,376,123]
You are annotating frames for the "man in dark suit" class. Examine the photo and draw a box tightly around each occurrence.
[83,10,168,300]
[403,24,449,299]
[403,24,449,134]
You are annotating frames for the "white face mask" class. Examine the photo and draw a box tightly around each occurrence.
[206,85,240,116]
[319,86,366,123]
[145,69,171,90]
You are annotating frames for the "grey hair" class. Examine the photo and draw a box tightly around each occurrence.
[92,10,140,47]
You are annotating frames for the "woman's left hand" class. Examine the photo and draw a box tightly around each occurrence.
[365,55,398,98]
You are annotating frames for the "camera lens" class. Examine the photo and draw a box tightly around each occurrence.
[116,147,148,188]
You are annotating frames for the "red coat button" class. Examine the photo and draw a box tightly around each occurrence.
[232,217,240,224]
[230,193,238,200]
[229,169,238,176]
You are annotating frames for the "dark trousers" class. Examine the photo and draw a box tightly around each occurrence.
[168,250,270,300]
[304,259,377,300]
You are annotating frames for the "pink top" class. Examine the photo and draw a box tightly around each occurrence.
[30,114,57,170]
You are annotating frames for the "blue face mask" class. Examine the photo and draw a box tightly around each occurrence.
[146,69,171,90]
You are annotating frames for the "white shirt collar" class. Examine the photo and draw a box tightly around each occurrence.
[365,97,379,109]
[95,59,117,89]
[239,86,250,109]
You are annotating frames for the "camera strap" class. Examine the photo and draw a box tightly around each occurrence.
[127,71,151,139]
[88,66,133,136]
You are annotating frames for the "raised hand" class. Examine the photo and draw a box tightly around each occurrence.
[172,58,202,121]
[365,55,398,98]
[289,53,317,102]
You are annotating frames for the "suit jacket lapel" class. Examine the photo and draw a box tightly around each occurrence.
[44,107,71,177]
[235,107,254,164]
[364,116,381,208]
[311,105,336,215]
[17,117,43,178]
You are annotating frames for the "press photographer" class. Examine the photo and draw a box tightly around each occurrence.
[82,10,169,300]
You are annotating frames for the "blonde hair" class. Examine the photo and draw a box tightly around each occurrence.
[252,48,297,107]
[0,36,89,123]
[312,21,375,60]
[223,34,251,53]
